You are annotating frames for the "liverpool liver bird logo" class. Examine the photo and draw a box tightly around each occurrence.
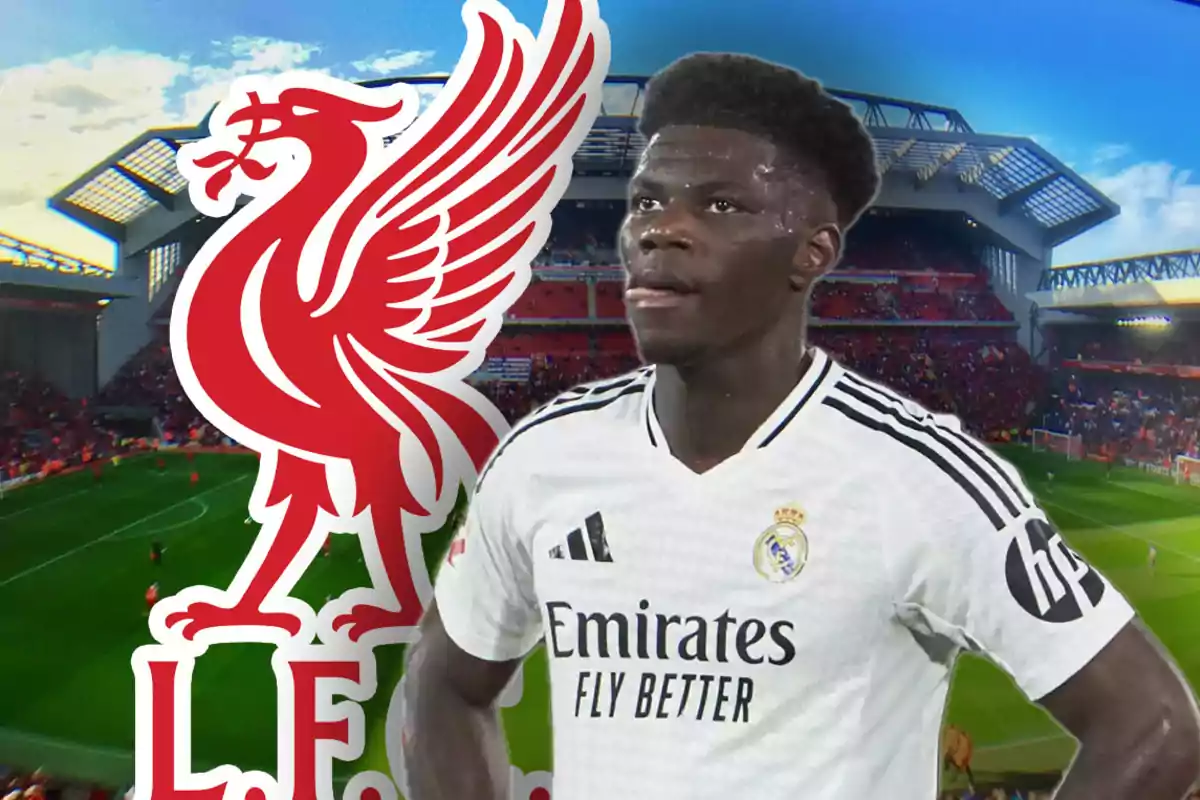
[151,0,609,648]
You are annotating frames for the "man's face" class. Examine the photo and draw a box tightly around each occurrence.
[618,125,826,367]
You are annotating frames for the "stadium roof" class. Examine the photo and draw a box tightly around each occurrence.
[1038,248,1200,291]
[0,232,137,301]
[0,231,113,278]
[49,74,1117,248]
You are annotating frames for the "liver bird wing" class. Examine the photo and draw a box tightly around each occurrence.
[319,0,606,382]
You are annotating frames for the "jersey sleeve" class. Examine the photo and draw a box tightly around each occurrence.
[902,467,1135,701]
[433,466,543,662]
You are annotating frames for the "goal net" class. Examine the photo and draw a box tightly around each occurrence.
[1174,455,1200,487]
[1031,428,1083,460]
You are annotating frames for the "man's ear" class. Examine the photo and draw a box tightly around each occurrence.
[790,223,842,292]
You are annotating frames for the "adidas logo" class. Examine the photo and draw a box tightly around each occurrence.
[549,511,613,562]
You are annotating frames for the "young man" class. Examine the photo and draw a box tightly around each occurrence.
[405,54,1200,799]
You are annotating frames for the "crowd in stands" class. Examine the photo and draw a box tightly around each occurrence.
[1,768,110,800]
[92,335,223,448]
[810,281,1012,323]
[512,272,1015,324]
[478,327,1037,442]
[1042,376,1199,464]
[1,337,227,482]
[530,204,987,277]
[0,372,119,484]
[1039,323,1200,463]
[0,211,1038,483]
[1052,323,1200,367]
[817,332,1038,437]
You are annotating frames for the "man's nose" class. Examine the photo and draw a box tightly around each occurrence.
[638,207,695,252]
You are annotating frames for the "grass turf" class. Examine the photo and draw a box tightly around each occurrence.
[1,447,1198,791]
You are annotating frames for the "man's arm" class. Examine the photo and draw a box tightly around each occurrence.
[1041,620,1200,799]
[401,453,542,800]
[897,432,1200,799]
[402,602,522,800]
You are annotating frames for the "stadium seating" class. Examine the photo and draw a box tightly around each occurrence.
[814,331,1039,437]
[507,279,590,319]
[1035,321,1200,462]
[810,280,1013,322]
[0,203,1047,480]
[0,203,1047,485]
[1052,322,1200,367]
[0,372,116,482]
[1043,376,1199,463]
[93,334,223,447]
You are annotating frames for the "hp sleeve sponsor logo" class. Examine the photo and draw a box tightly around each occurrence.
[1005,518,1105,623]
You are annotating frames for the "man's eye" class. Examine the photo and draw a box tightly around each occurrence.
[708,199,740,214]
[632,196,661,213]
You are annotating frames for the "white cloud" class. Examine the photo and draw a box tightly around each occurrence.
[1052,158,1200,266]
[0,37,324,266]
[182,36,326,134]
[352,50,435,76]
[1091,143,1131,166]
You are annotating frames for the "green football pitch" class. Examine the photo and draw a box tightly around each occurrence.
[1,447,1199,791]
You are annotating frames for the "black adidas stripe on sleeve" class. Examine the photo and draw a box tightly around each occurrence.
[822,386,1015,531]
[835,375,1027,517]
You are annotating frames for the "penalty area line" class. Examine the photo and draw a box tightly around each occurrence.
[0,475,249,588]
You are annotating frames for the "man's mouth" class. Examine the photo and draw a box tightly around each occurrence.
[624,287,694,309]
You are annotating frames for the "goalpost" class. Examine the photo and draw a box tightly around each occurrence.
[1174,455,1200,487]
[1031,428,1083,460]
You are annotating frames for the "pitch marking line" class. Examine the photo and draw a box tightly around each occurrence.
[0,725,135,759]
[0,725,353,789]
[1107,479,1200,512]
[973,732,1073,755]
[108,498,211,542]
[0,487,92,522]
[1040,499,1200,565]
[0,475,249,588]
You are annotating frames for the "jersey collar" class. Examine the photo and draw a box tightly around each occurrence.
[642,347,837,455]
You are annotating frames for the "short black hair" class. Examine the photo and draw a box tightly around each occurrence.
[639,53,879,230]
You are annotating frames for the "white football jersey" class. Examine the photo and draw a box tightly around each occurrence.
[435,347,1134,800]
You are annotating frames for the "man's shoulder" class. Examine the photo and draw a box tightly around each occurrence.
[817,365,1030,529]
[477,366,653,485]
[521,365,654,434]
[823,366,966,436]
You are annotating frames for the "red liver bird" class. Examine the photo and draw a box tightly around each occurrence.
[152,0,609,646]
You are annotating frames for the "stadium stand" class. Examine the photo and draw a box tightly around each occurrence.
[1029,250,1200,476]
[2,72,1161,797]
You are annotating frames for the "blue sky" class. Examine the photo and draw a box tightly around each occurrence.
[1,0,1196,267]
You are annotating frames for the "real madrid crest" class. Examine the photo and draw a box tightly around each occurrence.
[753,503,809,583]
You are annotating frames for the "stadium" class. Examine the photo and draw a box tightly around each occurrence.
[2,71,1199,800]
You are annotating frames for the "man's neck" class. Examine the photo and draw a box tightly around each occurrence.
[653,334,812,472]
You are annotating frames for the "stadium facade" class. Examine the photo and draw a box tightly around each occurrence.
[29,74,1119,393]
[0,233,134,397]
